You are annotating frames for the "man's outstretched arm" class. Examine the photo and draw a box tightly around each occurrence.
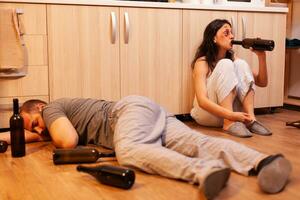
[48,116,78,149]
[0,130,50,144]
[0,117,79,148]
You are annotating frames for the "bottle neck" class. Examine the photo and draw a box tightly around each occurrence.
[231,40,242,45]
[77,165,102,174]
[13,99,19,115]
[98,151,116,158]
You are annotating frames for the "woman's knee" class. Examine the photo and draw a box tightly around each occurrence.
[212,59,238,98]
[234,58,247,66]
[215,58,235,73]
[234,59,252,74]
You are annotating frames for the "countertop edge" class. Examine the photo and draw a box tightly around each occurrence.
[0,0,289,13]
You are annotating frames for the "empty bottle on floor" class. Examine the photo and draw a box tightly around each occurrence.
[53,148,115,164]
[77,165,135,189]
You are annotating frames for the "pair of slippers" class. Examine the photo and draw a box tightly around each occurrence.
[226,121,272,138]
[201,155,292,199]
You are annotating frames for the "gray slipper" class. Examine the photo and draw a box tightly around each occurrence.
[225,122,252,138]
[258,157,292,193]
[247,121,272,136]
[202,168,231,200]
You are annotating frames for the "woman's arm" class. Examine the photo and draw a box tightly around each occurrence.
[48,117,78,149]
[252,50,268,87]
[193,60,233,119]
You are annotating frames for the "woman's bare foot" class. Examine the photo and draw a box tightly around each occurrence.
[223,119,235,131]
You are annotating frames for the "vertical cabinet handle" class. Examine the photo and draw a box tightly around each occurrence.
[230,16,236,36]
[15,8,24,36]
[124,12,130,44]
[15,8,23,14]
[242,16,246,39]
[110,12,117,44]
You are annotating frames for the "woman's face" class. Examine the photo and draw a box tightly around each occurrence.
[214,23,234,50]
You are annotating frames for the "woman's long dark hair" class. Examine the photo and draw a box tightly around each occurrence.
[191,19,234,72]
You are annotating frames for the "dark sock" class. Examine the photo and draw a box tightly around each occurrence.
[256,154,283,174]
[248,168,257,176]
[248,154,283,176]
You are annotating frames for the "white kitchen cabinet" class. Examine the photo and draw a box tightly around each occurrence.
[47,5,120,101]
[119,7,182,113]
[48,5,183,113]
[48,3,286,115]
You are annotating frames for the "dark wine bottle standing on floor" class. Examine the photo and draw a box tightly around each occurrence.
[232,38,275,51]
[77,165,135,189]
[53,148,116,164]
[10,98,25,157]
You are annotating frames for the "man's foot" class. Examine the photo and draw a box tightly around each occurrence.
[257,156,292,193]
[224,122,252,138]
[202,168,231,200]
[247,121,272,136]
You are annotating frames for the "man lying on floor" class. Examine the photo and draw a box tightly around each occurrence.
[0,95,292,200]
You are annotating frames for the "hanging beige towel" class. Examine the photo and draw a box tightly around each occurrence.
[0,8,24,71]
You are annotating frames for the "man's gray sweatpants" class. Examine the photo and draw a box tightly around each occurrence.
[112,95,267,186]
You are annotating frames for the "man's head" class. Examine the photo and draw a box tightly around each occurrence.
[20,99,47,134]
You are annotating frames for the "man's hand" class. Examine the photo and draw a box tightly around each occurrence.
[0,131,10,143]
[32,126,44,135]
[0,129,50,144]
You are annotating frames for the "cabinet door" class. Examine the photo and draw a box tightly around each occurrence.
[120,8,182,114]
[0,3,48,128]
[0,3,48,97]
[48,5,120,101]
[236,12,286,107]
[182,10,237,113]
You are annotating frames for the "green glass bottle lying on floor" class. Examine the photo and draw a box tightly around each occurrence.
[53,148,115,164]
[77,165,135,189]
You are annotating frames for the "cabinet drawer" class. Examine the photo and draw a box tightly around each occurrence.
[0,66,48,97]
[0,96,49,128]
[0,3,46,35]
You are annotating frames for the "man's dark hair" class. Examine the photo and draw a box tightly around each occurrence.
[20,99,47,113]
